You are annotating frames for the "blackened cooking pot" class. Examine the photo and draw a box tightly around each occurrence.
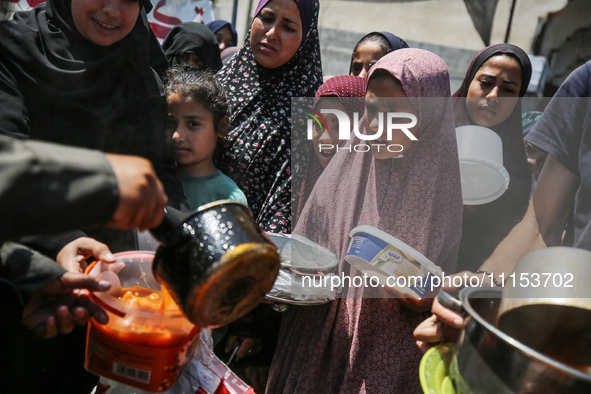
[150,200,280,327]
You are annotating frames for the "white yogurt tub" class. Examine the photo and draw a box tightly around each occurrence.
[345,225,443,298]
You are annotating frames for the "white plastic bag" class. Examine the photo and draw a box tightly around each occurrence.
[164,337,255,394]
[267,268,337,302]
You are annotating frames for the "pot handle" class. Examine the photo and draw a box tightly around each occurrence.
[149,208,194,246]
[437,290,465,315]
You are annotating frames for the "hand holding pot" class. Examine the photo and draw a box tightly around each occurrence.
[150,201,280,328]
[105,153,168,231]
[414,297,463,353]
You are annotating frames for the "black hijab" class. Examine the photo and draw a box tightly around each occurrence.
[0,0,169,136]
[0,0,185,220]
[162,21,223,71]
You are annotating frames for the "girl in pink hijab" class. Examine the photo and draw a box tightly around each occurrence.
[267,48,463,393]
[296,75,366,221]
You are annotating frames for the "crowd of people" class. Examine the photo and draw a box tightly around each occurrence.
[0,0,589,393]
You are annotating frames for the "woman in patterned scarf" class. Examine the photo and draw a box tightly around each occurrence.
[215,0,323,234]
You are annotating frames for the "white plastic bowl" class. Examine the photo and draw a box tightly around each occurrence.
[456,125,510,205]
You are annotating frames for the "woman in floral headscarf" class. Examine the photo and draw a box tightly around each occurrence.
[267,48,463,393]
[215,0,323,234]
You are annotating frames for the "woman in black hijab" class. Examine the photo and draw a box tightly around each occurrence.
[0,0,186,249]
[453,44,532,272]
[0,0,183,210]
[162,21,223,71]
[0,2,184,392]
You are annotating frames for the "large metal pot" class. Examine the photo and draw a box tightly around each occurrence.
[150,200,280,327]
[450,287,591,393]
[496,247,591,370]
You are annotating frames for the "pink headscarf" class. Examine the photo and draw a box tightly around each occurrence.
[268,49,463,393]
[313,75,367,113]
[296,75,366,221]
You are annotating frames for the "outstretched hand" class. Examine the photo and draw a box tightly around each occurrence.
[56,237,115,273]
[22,271,111,339]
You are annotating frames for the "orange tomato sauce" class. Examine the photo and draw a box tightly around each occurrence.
[92,285,194,347]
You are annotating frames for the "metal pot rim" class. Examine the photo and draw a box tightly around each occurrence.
[195,199,250,213]
[460,286,591,381]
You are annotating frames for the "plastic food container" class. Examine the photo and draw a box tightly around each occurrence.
[265,233,338,306]
[344,225,442,299]
[84,251,200,393]
[456,125,510,205]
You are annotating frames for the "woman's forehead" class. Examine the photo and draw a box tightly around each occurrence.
[476,55,523,81]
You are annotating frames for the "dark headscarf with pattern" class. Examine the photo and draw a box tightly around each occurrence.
[221,46,240,65]
[453,43,533,272]
[162,21,223,71]
[215,0,323,234]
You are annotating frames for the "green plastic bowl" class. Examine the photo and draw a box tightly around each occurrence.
[419,343,456,394]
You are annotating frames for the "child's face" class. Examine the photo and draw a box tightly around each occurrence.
[165,94,219,174]
[312,98,350,168]
[365,73,419,160]
[350,41,387,79]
